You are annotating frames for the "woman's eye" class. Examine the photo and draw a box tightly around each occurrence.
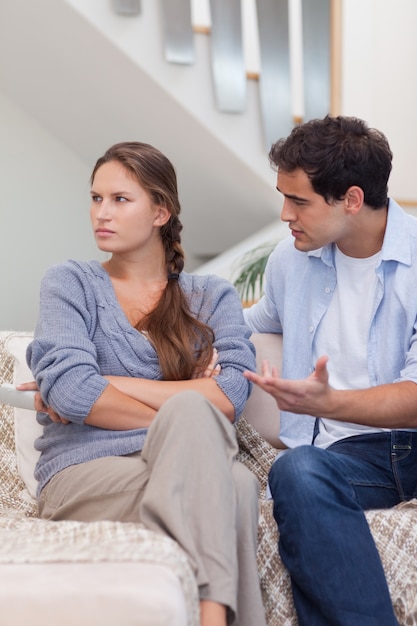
[91,195,102,202]
[115,196,127,202]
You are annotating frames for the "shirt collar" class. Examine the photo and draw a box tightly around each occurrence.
[380,198,412,265]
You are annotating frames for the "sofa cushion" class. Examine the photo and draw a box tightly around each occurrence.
[4,333,40,500]
[241,334,285,450]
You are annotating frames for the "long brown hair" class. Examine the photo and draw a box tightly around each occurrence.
[91,142,214,380]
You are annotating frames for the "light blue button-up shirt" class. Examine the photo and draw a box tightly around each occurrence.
[244,199,417,448]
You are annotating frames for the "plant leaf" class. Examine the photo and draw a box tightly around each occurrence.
[232,242,276,303]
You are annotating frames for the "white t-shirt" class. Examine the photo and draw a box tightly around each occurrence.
[313,246,389,448]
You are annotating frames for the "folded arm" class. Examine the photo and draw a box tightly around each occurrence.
[18,380,157,429]
[104,374,234,423]
[21,350,234,428]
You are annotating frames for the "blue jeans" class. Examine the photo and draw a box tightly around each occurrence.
[268,431,417,626]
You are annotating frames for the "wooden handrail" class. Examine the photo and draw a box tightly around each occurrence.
[193,24,210,36]
[396,199,417,208]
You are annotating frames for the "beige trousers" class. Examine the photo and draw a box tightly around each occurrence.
[39,390,266,626]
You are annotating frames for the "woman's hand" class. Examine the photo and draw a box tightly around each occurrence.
[193,348,221,379]
[17,382,70,424]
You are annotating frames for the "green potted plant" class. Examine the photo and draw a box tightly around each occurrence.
[232,241,276,306]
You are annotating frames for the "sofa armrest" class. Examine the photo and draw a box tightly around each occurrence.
[0,517,199,626]
[0,562,189,626]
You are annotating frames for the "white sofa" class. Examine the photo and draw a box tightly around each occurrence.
[0,331,198,626]
[1,330,417,625]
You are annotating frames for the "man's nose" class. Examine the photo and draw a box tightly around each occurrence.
[280,200,295,222]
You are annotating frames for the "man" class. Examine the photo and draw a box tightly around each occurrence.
[244,115,417,626]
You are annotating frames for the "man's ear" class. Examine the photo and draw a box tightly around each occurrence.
[153,205,171,226]
[345,186,364,215]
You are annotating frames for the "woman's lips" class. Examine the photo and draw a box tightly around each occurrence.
[95,229,115,237]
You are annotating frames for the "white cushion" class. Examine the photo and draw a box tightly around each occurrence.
[241,333,285,449]
[4,334,41,500]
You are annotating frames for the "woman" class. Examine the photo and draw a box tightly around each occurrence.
[25,142,266,626]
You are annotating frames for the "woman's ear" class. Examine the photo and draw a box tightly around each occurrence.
[153,205,171,226]
[345,186,364,215]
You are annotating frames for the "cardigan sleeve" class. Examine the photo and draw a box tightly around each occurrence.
[27,262,109,423]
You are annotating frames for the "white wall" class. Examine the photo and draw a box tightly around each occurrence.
[341,0,417,202]
[0,93,105,329]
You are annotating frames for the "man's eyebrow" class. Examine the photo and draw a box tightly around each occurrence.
[276,186,308,202]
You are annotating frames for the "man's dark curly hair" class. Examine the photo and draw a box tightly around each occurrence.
[269,115,392,209]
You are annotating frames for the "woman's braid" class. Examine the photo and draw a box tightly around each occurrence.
[163,215,184,275]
